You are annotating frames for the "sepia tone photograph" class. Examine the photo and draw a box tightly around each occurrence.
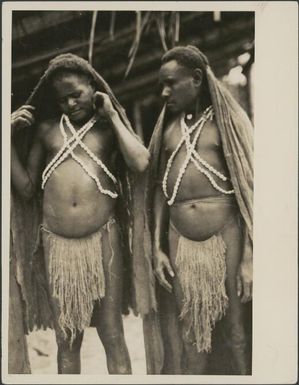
[2,2,297,384]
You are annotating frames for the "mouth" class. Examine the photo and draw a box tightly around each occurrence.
[69,109,82,116]
[166,102,176,110]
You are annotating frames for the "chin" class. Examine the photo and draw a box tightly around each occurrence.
[166,105,183,117]
[69,110,92,123]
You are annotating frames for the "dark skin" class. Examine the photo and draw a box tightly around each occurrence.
[11,72,150,374]
[153,59,252,374]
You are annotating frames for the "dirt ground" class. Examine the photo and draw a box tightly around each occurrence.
[27,312,146,374]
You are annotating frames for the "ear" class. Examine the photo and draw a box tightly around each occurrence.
[89,78,97,92]
[193,68,203,88]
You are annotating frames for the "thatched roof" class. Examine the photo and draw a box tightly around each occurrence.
[12,11,254,108]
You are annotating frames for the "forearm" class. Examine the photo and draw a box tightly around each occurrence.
[11,144,35,199]
[153,186,168,253]
[108,110,150,172]
[242,225,253,262]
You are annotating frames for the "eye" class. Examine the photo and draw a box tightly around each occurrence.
[58,97,66,104]
[72,91,81,98]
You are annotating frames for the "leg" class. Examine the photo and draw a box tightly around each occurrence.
[168,225,209,374]
[94,222,132,374]
[55,326,84,374]
[221,217,250,375]
[8,262,31,374]
[42,232,83,374]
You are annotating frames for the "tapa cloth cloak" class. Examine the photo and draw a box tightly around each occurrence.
[132,65,254,373]
[10,53,143,333]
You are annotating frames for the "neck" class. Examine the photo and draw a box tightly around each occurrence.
[67,113,94,129]
[185,93,212,121]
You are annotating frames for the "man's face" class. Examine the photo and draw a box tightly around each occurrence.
[159,60,200,114]
[53,72,95,123]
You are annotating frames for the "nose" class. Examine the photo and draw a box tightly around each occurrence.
[161,86,171,100]
[67,97,76,109]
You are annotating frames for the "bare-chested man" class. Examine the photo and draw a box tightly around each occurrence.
[145,45,253,374]
[10,54,149,374]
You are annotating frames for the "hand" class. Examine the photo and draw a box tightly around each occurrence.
[93,91,116,118]
[11,105,35,136]
[153,249,175,293]
[237,258,253,303]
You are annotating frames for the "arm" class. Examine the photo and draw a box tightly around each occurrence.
[153,149,175,292]
[237,225,253,303]
[11,105,44,200]
[94,92,150,172]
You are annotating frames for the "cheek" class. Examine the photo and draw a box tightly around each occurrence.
[175,83,192,102]
[81,91,94,106]
[58,102,67,112]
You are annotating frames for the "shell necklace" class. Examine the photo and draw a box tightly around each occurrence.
[162,106,234,205]
[42,114,118,198]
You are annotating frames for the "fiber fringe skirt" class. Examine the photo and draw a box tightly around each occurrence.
[170,221,229,353]
[41,218,116,344]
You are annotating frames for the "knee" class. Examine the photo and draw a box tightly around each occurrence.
[100,329,125,349]
[180,320,196,347]
[56,331,82,354]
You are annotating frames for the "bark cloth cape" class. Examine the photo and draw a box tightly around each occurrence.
[133,52,254,373]
[10,53,144,335]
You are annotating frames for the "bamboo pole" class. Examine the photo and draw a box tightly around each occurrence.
[88,11,98,65]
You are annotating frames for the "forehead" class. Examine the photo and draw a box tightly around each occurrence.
[52,71,90,90]
[159,60,192,79]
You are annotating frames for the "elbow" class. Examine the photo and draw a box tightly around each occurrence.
[15,181,35,201]
[133,149,150,173]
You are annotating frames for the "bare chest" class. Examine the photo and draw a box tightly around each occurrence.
[42,120,115,159]
[164,118,222,157]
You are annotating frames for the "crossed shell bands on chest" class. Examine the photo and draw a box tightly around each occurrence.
[162,105,235,206]
[41,114,118,198]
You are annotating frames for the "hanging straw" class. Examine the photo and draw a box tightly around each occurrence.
[125,11,151,78]
[174,12,180,44]
[109,11,116,40]
[168,12,180,47]
[156,12,168,52]
[88,11,98,65]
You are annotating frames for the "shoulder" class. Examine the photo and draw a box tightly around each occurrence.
[36,118,59,138]
[94,116,115,139]
[164,114,180,134]
[95,116,110,129]
[163,115,181,143]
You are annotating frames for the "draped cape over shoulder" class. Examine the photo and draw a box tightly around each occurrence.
[132,65,254,373]
[10,53,142,332]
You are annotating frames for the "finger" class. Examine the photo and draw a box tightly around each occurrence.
[94,93,104,109]
[19,105,35,111]
[156,269,172,292]
[164,259,175,278]
[241,282,252,303]
[161,277,172,293]
[236,275,242,297]
[17,116,32,127]
[94,91,107,96]
[20,110,35,122]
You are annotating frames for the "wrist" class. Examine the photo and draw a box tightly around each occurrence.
[106,108,118,120]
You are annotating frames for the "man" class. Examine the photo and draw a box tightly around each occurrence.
[10,53,149,374]
[139,45,253,374]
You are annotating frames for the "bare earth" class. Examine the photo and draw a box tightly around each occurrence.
[27,312,146,374]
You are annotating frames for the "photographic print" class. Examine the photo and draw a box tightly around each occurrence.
[2,2,297,384]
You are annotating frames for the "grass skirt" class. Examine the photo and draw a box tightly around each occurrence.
[174,229,228,353]
[42,224,112,344]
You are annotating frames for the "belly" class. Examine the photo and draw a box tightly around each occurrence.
[170,196,239,241]
[43,160,117,237]
[165,148,233,201]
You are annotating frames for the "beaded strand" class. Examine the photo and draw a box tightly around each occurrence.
[41,114,118,198]
[162,106,234,206]
[42,118,93,187]
[63,115,117,184]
